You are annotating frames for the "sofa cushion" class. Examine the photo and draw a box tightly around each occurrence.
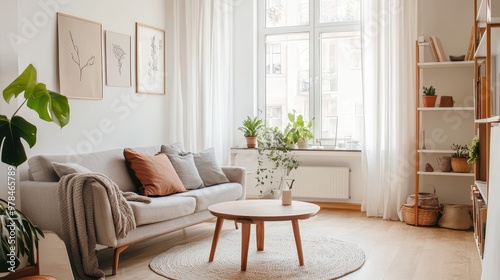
[128,196,196,226]
[51,162,92,178]
[160,142,184,155]
[28,146,160,192]
[123,149,186,196]
[173,183,243,212]
[166,153,204,190]
[192,147,229,186]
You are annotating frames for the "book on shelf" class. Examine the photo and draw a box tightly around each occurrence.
[428,36,440,62]
[466,26,474,61]
[430,36,448,62]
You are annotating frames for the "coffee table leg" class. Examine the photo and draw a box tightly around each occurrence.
[291,219,304,266]
[209,217,224,262]
[256,221,264,251]
[241,222,251,271]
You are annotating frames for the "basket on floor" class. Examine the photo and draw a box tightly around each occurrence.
[402,204,440,226]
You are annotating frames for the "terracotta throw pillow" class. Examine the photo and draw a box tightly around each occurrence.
[123,148,186,196]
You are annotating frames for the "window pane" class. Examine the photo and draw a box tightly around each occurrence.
[320,0,360,23]
[265,33,310,130]
[320,32,362,146]
[266,0,310,28]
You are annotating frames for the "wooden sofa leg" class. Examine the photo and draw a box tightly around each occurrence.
[234,220,239,229]
[112,245,130,276]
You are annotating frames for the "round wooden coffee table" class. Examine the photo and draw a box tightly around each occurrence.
[208,200,320,271]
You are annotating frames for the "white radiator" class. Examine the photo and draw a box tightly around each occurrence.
[291,167,350,199]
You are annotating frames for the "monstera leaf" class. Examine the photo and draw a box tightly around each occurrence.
[1,64,70,167]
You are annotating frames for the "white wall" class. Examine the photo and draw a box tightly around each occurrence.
[7,0,169,182]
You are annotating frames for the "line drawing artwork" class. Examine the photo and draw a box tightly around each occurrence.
[112,43,126,76]
[147,35,162,86]
[70,30,95,81]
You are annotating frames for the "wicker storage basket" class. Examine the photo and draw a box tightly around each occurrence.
[451,157,472,173]
[402,204,441,226]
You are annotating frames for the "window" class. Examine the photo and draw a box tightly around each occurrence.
[259,0,362,148]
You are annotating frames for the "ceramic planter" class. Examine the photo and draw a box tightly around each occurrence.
[422,95,438,107]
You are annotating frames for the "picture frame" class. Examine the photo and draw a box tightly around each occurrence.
[57,13,103,99]
[105,31,132,87]
[135,23,165,94]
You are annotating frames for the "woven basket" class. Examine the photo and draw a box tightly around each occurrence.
[451,157,472,173]
[402,204,440,226]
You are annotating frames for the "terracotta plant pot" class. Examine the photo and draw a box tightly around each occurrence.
[451,157,472,173]
[245,136,257,148]
[422,95,438,107]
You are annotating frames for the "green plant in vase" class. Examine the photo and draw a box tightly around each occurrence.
[284,110,314,149]
[238,115,264,148]
[256,126,299,198]
[422,85,437,107]
[450,143,472,173]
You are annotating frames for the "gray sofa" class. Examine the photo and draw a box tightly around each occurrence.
[20,145,246,275]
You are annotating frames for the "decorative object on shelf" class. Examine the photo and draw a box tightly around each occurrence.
[430,36,447,62]
[439,96,454,107]
[1,64,70,167]
[422,130,426,149]
[284,110,314,149]
[437,156,452,172]
[422,86,437,107]
[450,143,472,173]
[136,23,165,94]
[0,198,44,276]
[238,115,264,148]
[57,13,103,99]
[468,136,479,164]
[449,55,465,61]
[256,126,300,198]
[425,163,434,172]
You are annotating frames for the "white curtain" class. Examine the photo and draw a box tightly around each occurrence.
[360,0,417,220]
[169,0,233,164]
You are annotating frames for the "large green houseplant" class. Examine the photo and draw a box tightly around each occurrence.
[0,64,70,275]
[256,126,299,198]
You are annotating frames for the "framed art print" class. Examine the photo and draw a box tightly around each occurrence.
[105,31,131,87]
[135,23,165,94]
[57,13,103,99]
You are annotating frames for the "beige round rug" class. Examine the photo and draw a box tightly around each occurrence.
[150,232,365,279]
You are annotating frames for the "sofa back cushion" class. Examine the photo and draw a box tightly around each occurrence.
[28,145,160,192]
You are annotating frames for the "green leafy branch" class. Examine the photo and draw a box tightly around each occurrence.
[0,64,70,167]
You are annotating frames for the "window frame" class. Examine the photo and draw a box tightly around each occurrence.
[257,0,361,143]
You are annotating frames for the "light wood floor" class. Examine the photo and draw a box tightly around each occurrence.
[98,209,482,280]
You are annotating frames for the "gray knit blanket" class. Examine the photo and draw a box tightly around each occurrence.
[58,173,151,280]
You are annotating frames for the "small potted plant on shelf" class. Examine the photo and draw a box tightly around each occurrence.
[450,143,472,173]
[422,86,438,107]
[284,110,314,149]
[256,126,299,198]
[238,115,264,148]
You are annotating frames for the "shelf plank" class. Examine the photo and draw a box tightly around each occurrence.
[418,171,475,177]
[418,149,454,154]
[476,180,488,204]
[418,107,474,111]
[475,116,500,123]
[418,61,475,68]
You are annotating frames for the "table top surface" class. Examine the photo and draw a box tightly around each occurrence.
[208,200,320,221]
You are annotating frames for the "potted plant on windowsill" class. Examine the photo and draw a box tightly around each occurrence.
[238,115,264,148]
[284,110,314,149]
[256,126,299,198]
[0,64,70,277]
[450,143,472,173]
[422,86,437,107]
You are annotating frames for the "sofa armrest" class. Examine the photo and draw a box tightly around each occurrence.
[20,181,62,236]
[221,166,246,200]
